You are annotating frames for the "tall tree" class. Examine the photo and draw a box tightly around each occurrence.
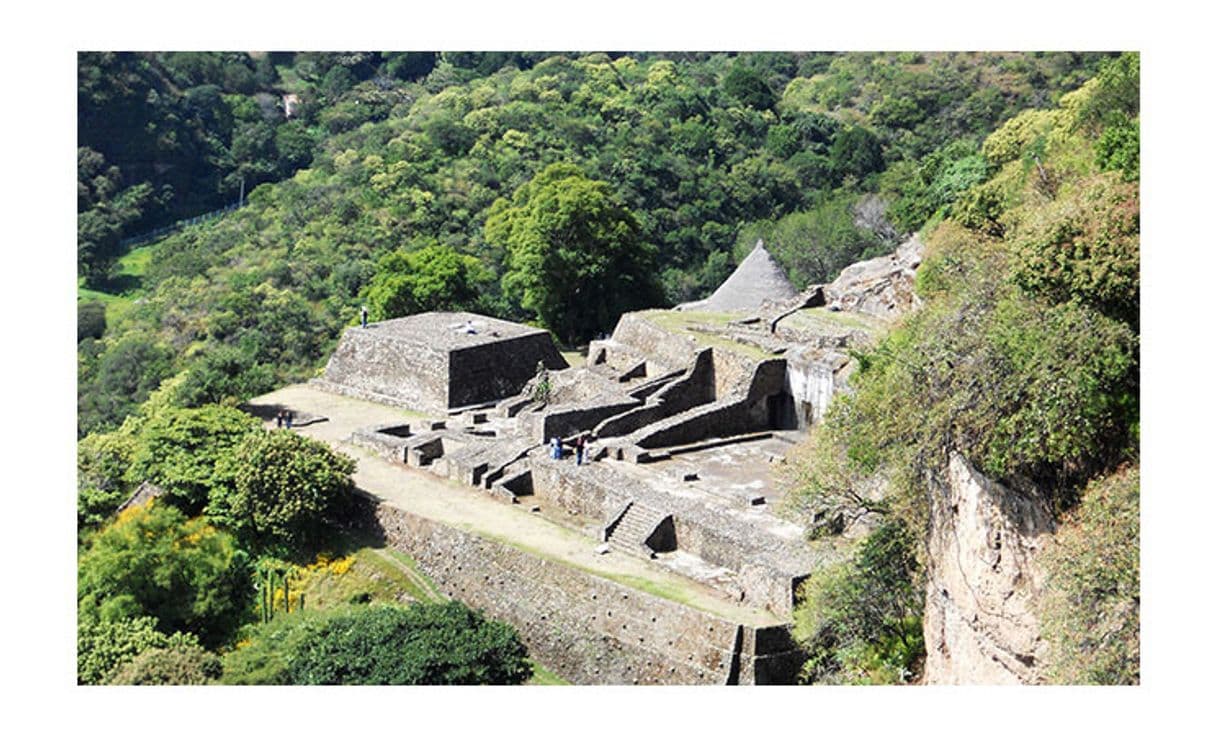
[486,164,661,343]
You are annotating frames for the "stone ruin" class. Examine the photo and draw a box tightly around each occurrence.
[318,311,568,415]
[309,237,924,682]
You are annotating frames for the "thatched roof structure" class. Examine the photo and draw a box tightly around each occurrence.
[692,240,797,313]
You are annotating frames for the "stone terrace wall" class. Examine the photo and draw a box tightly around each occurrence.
[448,333,567,409]
[595,349,717,439]
[323,327,449,414]
[530,453,637,525]
[610,313,702,374]
[361,494,804,684]
[530,456,816,616]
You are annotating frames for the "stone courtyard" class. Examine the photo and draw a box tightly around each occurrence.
[247,237,924,684]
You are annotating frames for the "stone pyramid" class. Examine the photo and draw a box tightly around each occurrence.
[699,240,797,312]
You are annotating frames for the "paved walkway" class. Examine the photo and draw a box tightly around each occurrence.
[247,384,782,627]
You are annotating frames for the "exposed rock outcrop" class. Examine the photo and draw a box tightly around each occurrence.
[922,453,1054,684]
[824,235,923,319]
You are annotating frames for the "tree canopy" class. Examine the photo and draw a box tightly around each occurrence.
[286,603,531,685]
[487,163,661,342]
[209,430,356,552]
[77,501,251,648]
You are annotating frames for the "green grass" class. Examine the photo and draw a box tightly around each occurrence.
[116,244,153,279]
[786,307,883,333]
[641,310,773,360]
[77,244,156,323]
[526,660,569,685]
[284,542,444,610]
[560,349,586,368]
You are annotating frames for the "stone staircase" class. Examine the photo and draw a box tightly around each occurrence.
[606,501,670,558]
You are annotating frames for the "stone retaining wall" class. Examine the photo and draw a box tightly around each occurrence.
[359,494,805,684]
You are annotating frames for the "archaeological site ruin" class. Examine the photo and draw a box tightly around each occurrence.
[249,237,924,684]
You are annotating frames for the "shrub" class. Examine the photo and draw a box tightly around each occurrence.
[78,300,107,342]
[287,602,531,685]
[107,640,222,685]
[1038,467,1140,684]
[792,520,923,684]
[77,501,252,648]
[77,615,202,685]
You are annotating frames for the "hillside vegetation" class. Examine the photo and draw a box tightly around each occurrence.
[78,51,1111,437]
[783,53,1139,684]
[76,51,1134,687]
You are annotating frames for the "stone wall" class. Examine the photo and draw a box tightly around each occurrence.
[595,349,716,439]
[530,456,815,616]
[610,313,702,374]
[671,516,799,615]
[530,454,636,525]
[359,494,805,684]
[322,327,449,414]
[448,333,567,409]
[784,349,852,428]
[521,397,643,443]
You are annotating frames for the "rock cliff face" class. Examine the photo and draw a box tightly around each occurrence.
[922,453,1054,684]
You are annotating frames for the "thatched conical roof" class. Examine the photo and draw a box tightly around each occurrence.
[698,240,797,312]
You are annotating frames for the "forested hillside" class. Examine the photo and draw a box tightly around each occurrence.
[78,51,1111,438]
[785,53,1139,684]
[76,51,1136,687]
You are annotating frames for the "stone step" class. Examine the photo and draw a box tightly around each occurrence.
[607,501,667,549]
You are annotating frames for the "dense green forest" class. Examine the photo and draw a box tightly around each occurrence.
[785,53,1139,684]
[78,51,1112,437]
[76,51,1136,686]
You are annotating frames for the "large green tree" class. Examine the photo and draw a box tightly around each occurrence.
[486,163,661,343]
[126,405,259,514]
[363,244,492,321]
[286,603,531,685]
[77,501,252,647]
[208,430,356,551]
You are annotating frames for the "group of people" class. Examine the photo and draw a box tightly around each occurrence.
[275,409,295,429]
[550,433,593,465]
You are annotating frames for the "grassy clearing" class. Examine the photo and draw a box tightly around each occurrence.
[77,244,156,323]
[282,540,444,611]
[641,309,772,360]
[785,307,883,334]
[116,244,153,279]
[526,660,569,685]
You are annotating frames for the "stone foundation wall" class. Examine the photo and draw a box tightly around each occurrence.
[322,328,449,414]
[611,313,702,373]
[529,458,811,616]
[448,334,567,409]
[530,455,636,524]
[672,516,798,616]
[360,494,805,684]
[522,398,644,443]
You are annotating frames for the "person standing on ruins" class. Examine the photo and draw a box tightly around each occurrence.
[575,434,586,465]
[361,305,368,328]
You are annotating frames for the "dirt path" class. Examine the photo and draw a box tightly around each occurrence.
[247,384,782,627]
